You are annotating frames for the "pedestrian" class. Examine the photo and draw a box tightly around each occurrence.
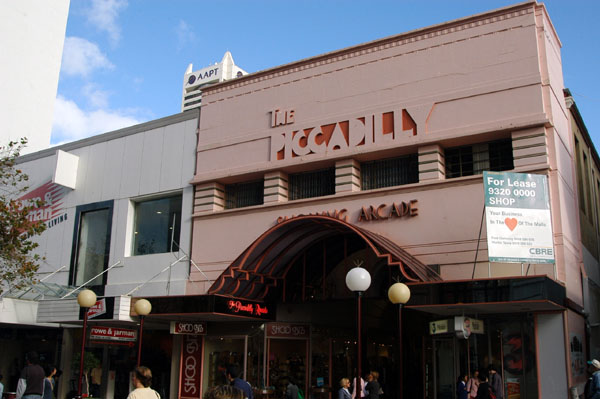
[365,372,380,399]
[0,374,4,399]
[488,366,503,399]
[338,378,351,399]
[588,359,600,399]
[42,365,56,399]
[16,351,45,399]
[285,378,299,399]
[351,374,367,399]
[467,370,479,399]
[204,385,244,399]
[475,373,490,399]
[457,374,468,399]
[226,364,253,399]
[126,366,160,399]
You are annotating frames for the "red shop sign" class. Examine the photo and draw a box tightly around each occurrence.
[266,323,309,338]
[170,321,207,335]
[179,334,203,399]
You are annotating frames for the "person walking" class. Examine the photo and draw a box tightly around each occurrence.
[338,378,351,399]
[42,365,56,399]
[457,374,468,399]
[226,365,253,399]
[351,374,367,399]
[127,366,160,399]
[588,359,600,399]
[16,351,45,399]
[467,370,480,399]
[488,366,503,399]
[475,374,490,399]
[285,378,299,399]
[365,372,380,399]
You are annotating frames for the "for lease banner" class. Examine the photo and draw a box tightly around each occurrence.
[484,171,554,264]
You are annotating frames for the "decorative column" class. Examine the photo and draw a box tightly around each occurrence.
[193,183,225,213]
[264,171,288,203]
[336,159,361,193]
[418,145,445,181]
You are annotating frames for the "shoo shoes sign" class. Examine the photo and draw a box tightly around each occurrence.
[483,171,554,264]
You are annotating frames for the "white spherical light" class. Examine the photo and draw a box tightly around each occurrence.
[77,289,97,308]
[134,299,152,316]
[345,267,372,292]
[388,282,411,305]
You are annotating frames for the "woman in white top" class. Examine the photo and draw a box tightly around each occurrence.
[127,366,160,399]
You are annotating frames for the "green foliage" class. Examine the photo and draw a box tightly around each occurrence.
[71,351,102,373]
[0,138,47,295]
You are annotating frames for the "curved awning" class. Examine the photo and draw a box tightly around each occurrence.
[208,215,441,300]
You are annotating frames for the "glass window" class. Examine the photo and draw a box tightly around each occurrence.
[133,195,182,255]
[289,168,335,200]
[203,337,246,397]
[361,154,418,190]
[445,139,513,178]
[70,201,113,287]
[225,180,264,209]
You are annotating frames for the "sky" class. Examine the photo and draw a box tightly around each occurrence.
[52,0,600,148]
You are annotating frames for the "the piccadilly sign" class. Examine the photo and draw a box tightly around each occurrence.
[270,108,417,161]
[276,200,418,224]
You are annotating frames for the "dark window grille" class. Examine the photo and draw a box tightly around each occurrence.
[225,180,264,209]
[289,168,335,200]
[361,154,419,190]
[445,139,513,178]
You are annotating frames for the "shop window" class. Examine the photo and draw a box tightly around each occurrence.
[225,180,264,209]
[203,337,246,397]
[132,194,182,255]
[575,138,586,212]
[445,139,513,178]
[289,168,335,200]
[70,200,114,288]
[361,154,418,190]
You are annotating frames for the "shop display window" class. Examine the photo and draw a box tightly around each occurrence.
[268,339,308,397]
[202,337,246,396]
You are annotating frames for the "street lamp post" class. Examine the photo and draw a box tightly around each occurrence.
[77,289,97,398]
[134,298,152,367]
[346,266,371,399]
[387,282,411,399]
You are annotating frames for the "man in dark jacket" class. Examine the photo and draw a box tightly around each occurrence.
[16,351,45,399]
[488,366,503,399]
[227,364,253,399]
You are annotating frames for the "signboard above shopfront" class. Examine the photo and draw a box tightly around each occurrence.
[266,323,309,339]
[171,321,207,335]
[90,326,137,345]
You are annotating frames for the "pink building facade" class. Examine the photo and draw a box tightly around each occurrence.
[145,2,587,398]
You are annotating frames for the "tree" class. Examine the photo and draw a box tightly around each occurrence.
[0,138,47,295]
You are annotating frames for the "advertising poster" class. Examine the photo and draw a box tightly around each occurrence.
[483,171,554,263]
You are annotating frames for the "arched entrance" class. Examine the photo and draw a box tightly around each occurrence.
[208,216,440,398]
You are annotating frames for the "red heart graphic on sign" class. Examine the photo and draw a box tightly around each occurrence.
[505,218,518,231]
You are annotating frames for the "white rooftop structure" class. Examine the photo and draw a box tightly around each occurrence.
[181,51,247,111]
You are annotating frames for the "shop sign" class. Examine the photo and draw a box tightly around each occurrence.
[429,319,449,335]
[266,323,309,338]
[17,181,69,229]
[213,296,274,320]
[469,318,484,334]
[484,171,554,264]
[506,378,520,399]
[79,297,115,320]
[170,321,207,335]
[454,316,471,339]
[89,326,137,342]
[270,109,417,161]
[180,334,203,399]
[184,65,222,88]
[276,200,418,224]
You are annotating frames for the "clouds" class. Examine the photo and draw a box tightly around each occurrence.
[52,96,140,143]
[175,20,196,52]
[86,0,128,45]
[61,37,114,77]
